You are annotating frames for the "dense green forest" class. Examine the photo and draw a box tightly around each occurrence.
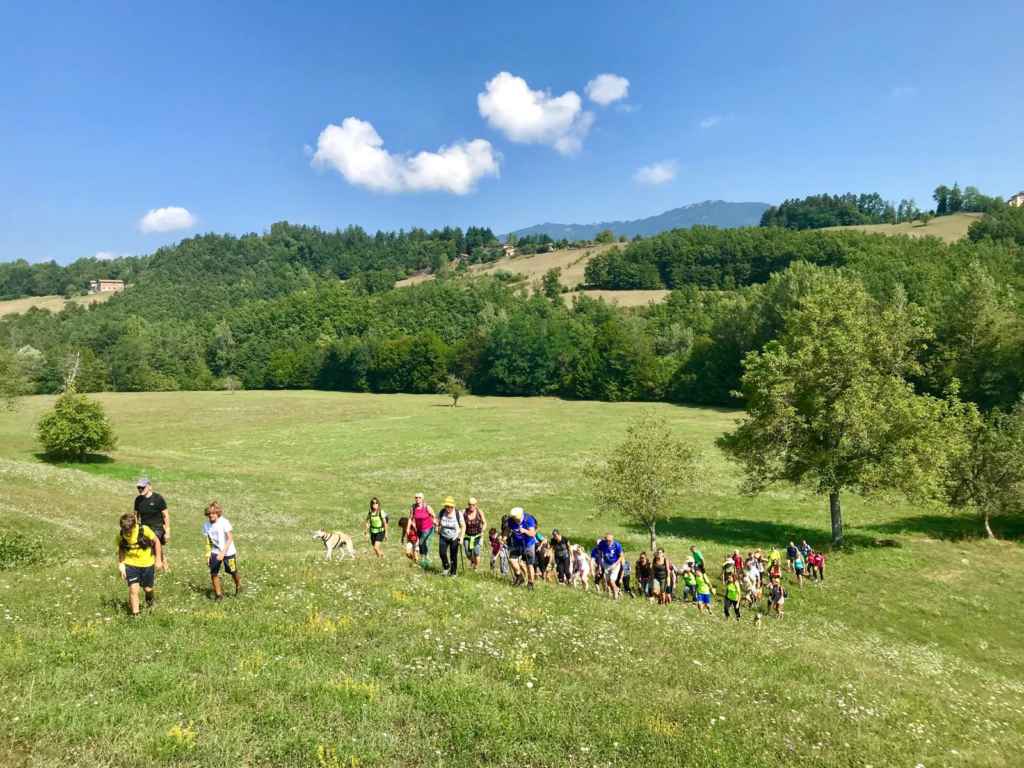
[759,184,1006,230]
[3,205,1024,413]
[0,223,509,301]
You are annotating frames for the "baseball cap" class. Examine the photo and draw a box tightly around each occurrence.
[509,507,524,520]
[136,477,150,488]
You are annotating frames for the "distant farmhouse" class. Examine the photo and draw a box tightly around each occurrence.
[1009,191,1024,208]
[88,279,125,294]
[501,243,517,257]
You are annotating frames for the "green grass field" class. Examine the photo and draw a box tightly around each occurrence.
[1,391,1022,767]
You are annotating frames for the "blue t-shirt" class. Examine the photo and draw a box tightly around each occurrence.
[513,513,537,547]
[597,539,623,567]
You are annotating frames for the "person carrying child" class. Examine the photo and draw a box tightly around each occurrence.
[203,501,241,600]
[116,512,163,617]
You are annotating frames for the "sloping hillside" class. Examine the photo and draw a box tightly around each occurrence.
[824,212,981,243]
[0,292,114,317]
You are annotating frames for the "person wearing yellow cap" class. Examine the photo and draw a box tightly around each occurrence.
[437,496,465,576]
[462,497,487,571]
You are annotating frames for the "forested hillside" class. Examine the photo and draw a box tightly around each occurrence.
[2,206,1024,412]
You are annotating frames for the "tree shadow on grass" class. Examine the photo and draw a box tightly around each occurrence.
[868,514,1024,542]
[34,452,114,466]
[641,515,882,552]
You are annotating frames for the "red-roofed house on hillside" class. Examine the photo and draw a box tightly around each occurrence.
[89,279,125,294]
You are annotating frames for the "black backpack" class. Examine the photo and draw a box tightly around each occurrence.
[120,525,154,554]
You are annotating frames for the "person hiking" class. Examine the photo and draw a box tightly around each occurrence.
[635,552,652,597]
[364,497,388,559]
[203,501,241,599]
[793,549,805,588]
[770,576,786,618]
[786,541,799,573]
[508,507,538,589]
[695,567,714,615]
[437,497,464,577]
[133,477,170,572]
[550,529,572,584]
[462,498,486,570]
[597,533,624,599]
[406,493,436,568]
[723,573,741,621]
[116,512,162,617]
[689,545,704,572]
[680,563,697,603]
[650,549,671,605]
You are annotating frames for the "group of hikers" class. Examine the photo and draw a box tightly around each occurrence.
[115,483,821,622]
[369,493,824,620]
[116,477,240,617]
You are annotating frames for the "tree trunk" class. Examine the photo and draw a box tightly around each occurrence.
[983,510,995,540]
[649,523,657,553]
[829,491,844,545]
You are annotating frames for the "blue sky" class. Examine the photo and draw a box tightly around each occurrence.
[2,1,1021,264]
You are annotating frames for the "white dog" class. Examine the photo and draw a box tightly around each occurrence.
[312,530,356,560]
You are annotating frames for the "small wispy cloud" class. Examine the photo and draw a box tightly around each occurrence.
[615,103,638,114]
[94,251,119,260]
[698,115,722,129]
[584,73,630,106]
[633,160,677,186]
[138,206,196,234]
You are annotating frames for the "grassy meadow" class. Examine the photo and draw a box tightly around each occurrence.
[1,391,1022,767]
[824,212,982,243]
[0,292,113,318]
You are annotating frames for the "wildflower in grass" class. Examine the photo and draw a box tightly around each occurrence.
[165,722,197,751]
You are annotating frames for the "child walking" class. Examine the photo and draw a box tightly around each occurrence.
[203,501,241,600]
[116,513,163,617]
[723,574,741,621]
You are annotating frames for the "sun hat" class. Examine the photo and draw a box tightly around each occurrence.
[509,507,524,520]
[444,496,455,506]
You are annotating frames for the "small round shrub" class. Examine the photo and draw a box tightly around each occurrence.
[36,391,117,460]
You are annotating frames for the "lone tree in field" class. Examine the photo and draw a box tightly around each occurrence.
[439,375,468,407]
[588,412,700,551]
[717,274,967,545]
[943,401,1024,539]
[0,345,28,410]
[37,354,117,460]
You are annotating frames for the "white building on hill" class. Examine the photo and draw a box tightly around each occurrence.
[1008,192,1024,208]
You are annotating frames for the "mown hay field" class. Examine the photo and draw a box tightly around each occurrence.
[1,391,1021,767]
[0,292,114,317]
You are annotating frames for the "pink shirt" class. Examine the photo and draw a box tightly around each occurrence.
[412,504,433,533]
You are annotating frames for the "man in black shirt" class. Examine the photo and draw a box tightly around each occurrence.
[134,477,170,572]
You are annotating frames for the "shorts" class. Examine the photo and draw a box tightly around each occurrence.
[369,531,386,544]
[463,535,482,558]
[209,553,238,576]
[795,565,804,574]
[508,543,524,560]
[521,543,536,567]
[150,527,167,546]
[603,562,622,584]
[125,564,155,589]
[697,592,711,605]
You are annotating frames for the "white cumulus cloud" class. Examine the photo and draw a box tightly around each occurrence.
[585,73,630,106]
[478,71,594,155]
[633,160,677,186]
[699,115,722,129]
[311,117,499,195]
[138,206,196,234]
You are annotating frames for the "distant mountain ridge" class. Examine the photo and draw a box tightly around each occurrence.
[508,200,771,240]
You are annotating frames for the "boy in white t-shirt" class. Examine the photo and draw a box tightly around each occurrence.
[203,501,241,600]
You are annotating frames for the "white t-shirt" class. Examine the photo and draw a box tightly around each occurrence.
[203,516,236,556]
